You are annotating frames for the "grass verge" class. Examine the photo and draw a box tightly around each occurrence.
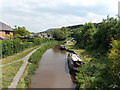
[1,46,38,65]
[65,41,94,62]
[17,64,29,88]
[2,61,23,88]
[1,42,52,88]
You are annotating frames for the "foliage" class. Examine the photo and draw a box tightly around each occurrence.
[91,17,118,51]
[73,17,120,53]
[76,39,120,89]
[74,22,97,49]
[33,38,50,46]
[76,58,118,89]
[13,26,30,36]
[52,28,68,40]
[2,46,38,65]
[2,38,50,58]
[74,16,120,89]
[108,39,120,85]
[13,34,22,39]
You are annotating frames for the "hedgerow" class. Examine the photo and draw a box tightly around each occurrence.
[1,38,50,58]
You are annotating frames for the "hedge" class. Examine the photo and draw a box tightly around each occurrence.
[1,38,50,58]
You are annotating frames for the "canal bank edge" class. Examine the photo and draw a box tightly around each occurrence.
[17,41,62,88]
[64,42,94,63]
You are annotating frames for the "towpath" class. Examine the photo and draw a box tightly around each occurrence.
[7,46,42,88]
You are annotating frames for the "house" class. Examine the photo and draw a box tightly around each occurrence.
[0,21,13,39]
[47,34,53,38]
[41,34,48,38]
[30,33,53,38]
[30,33,43,38]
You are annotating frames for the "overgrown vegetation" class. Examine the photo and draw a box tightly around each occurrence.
[46,16,120,89]
[76,39,120,89]
[72,16,120,89]
[73,16,120,53]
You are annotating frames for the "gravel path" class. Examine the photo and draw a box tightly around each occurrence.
[7,46,41,88]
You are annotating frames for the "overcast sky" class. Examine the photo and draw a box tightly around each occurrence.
[0,0,119,32]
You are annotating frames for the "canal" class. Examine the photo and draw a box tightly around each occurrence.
[29,45,75,88]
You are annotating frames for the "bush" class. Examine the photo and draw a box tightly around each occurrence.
[2,40,14,57]
[76,58,119,89]
[24,76,31,85]
[1,38,50,58]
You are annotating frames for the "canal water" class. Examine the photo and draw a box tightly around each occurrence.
[29,45,75,88]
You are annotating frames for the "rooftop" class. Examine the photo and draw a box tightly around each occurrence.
[0,21,13,31]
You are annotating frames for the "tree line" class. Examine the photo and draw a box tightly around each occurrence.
[51,16,120,89]
[72,16,120,89]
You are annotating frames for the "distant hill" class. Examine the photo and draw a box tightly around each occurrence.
[45,28,60,32]
[43,23,100,33]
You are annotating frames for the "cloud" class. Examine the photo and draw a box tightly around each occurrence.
[0,0,119,32]
[64,0,101,6]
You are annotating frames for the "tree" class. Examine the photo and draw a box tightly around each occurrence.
[75,17,120,89]
[52,29,67,40]
[108,39,120,86]
[74,22,97,49]
[91,17,118,52]
[13,26,30,37]
[13,34,22,39]
[76,58,118,89]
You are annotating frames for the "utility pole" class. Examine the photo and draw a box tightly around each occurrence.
[118,1,120,20]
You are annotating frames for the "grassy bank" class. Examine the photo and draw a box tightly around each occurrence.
[1,46,38,65]
[65,41,94,62]
[2,61,23,88]
[1,41,54,88]
[17,40,60,88]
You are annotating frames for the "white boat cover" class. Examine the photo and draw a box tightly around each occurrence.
[71,54,83,61]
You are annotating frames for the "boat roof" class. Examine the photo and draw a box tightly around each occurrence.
[71,53,82,61]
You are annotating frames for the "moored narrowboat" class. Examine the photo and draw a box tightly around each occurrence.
[67,53,83,71]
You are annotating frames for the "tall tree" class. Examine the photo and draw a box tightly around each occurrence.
[52,29,67,40]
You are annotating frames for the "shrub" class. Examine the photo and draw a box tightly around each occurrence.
[1,38,50,58]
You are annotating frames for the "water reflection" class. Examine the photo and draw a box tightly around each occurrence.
[52,45,67,55]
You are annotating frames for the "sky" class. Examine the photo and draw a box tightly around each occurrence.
[0,0,120,32]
